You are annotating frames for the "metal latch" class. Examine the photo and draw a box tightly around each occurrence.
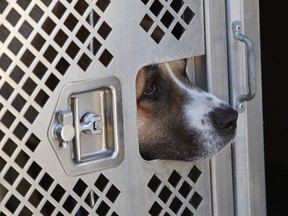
[48,76,124,176]
[53,103,104,164]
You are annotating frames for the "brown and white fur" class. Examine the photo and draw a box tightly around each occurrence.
[136,59,238,161]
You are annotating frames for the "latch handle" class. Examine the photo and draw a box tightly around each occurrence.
[71,97,82,162]
[232,21,257,112]
[71,97,103,163]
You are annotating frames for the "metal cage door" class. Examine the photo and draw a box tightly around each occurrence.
[0,0,265,215]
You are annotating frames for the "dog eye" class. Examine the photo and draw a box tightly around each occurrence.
[144,83,157,96]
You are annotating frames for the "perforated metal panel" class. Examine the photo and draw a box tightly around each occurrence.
[0,0,265,215]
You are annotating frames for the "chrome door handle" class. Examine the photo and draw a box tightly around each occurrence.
[232,21,256,112]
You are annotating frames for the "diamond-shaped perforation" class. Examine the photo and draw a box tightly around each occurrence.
[2,138,17,157]
[17,0,30,10]
[150,0,164,17]
[148,175,162,192]
[95,173,109,192]
[96,201,110,215]
[106,184,120,203]
[73,179,88,197]
[41,200,56,215]
[31,33,46,51]
[51,184,66,202]
[147,166,203,215]
[0,0,8,13]
[63,195,77,213]
[0,53,12,72]
[1,111,16,129]
[76,25,90,43]
[29,189,44,208]
[74,0,89,15]
[0,156,7,173]
[97,21,112,39]
[0,128,4,141]
[159,186,172,203]
[10,65,25,83]
[8,37,23,55]
[4,166,19,186]
[140,0,196,43]
[99,49,114,67]
[27,161,42,180]
[52,1,67,19]
[0,82,14,100]
[179,180,193,198]
[96,0,111,12]
[188,165,202,183]
[15,150,29,168]
[20,206,33,216]
[190,191,203,210]
[16,178,31,197]
[168,170,182,187]
[42,17,56,36]
[25,133,40,152]
[5,194,20,214]
[77,206,89,216]
[12,94,26,112]
[13,122,28,140]
[39,173,54,191]
[170,196,183,214]
[29,4,44,22]
[0,24,10,43]
[6,8,21,26]
[149,201,163,216]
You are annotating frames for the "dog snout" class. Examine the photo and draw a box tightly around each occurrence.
[210,107,238,133]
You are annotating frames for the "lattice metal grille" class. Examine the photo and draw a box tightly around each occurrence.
[1,160,121,215]
[1,0,208,215]
[147,166,203,216]
[0,0,117,215]
[140,0,195,43]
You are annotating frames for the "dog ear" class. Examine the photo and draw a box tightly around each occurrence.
[167,59,186,72]
[183,58,187,67]
[182,58,188,75]
[136,68,146,101]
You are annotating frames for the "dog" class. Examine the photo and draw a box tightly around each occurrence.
[136,59,238,161]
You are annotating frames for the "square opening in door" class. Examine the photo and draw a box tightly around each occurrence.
[136,58,238,161]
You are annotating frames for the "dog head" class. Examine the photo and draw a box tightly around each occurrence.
[136,59,238,161]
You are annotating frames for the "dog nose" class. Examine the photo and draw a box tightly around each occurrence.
[211,107,238,133]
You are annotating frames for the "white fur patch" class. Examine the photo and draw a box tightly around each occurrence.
[164,62,228,155]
